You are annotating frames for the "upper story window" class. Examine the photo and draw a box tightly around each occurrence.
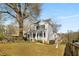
[35,25,45,30]
[36,25,39,30]
[40,25,45,29]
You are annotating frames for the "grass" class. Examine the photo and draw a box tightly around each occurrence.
[0,41,65,56]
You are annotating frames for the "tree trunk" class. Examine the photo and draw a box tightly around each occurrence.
[19,19,23,39]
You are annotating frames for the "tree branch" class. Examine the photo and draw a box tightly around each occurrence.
[23,14,29,20]
[7,11,16,18]
[0,11,16,18]
[5,4,17,14]
[17,3,22,16]
[23,4,27,17]
[0,11,7,13]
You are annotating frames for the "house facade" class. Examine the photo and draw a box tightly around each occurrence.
[24,19,59,44]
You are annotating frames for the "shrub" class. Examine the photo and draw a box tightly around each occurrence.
[0,34,15,43]
[37,40,42,43]
[0,34,7,40]
[49,40,55,44]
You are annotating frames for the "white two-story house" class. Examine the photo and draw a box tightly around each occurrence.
[24,19,60,44]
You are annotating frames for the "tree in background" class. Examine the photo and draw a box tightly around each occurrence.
[6,24,18,36]
[0,13,5,34]
[78,30,79,40]
[0,3,41,39]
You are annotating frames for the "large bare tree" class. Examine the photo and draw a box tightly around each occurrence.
[0,14,5,34]
[0,3,41,39]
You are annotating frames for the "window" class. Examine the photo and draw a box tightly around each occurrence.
[36,26,39,30]
[37,33,38,38]
[40,25,45,29]
[33,33,36,38]
[42,25,45,28]
[27,34,29,38]
[39,31,42,37]
[44,32,45,37]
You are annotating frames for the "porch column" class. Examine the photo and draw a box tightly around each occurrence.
[35,32,37,40]
[42,31,44,43]
[31,32,33,40]
[42,31,44,39]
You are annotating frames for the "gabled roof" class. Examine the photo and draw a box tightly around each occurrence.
[33,20,40,24]
[42,19,56,27]
[43,19,61,27]
[26,18,60,33]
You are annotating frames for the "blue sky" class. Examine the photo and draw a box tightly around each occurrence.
[40,3,79,33]
[2,3,79,33]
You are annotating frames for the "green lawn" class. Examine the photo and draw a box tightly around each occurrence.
[0,41,65,56]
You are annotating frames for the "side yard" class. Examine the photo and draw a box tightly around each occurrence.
[0,42,65,56]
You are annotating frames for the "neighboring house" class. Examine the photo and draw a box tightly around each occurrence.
[24,19,60,44]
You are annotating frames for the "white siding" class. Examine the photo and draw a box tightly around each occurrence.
[47,24,58,40]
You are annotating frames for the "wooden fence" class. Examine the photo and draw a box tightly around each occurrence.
[64,42,79,56]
